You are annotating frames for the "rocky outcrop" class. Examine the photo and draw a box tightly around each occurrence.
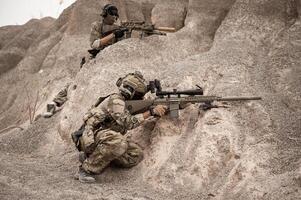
[0,17,54,75]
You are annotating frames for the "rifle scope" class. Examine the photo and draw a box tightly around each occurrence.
[156,88,203,97]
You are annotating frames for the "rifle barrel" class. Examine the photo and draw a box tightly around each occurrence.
[216,97,262,101]
[161,96,262,103]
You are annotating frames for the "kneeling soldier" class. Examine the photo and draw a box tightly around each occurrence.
[76,72,167,183]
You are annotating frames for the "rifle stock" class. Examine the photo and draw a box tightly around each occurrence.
[125,99,154,114]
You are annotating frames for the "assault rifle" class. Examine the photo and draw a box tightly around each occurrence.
[120,21,176,38]
[125,80,262,118]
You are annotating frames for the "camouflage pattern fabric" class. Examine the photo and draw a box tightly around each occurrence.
[81,129,143,174]
[90,21,103,50]
[80,93,145,174]
[89,21,120,50]
[107,93,144,133]
[83,93,144,134]
[53,84,69,107]
[112,140,144,168]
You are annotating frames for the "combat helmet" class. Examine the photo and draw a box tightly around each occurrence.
[101,4,119,17]
[116,71,147,100]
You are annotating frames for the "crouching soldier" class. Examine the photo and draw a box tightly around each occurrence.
[74,72,167,183]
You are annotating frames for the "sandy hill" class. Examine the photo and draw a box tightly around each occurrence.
[0,0,300,199]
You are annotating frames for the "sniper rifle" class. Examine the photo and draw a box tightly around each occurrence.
[125,80,262,118]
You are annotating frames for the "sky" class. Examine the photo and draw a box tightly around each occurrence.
[0,0,76,27]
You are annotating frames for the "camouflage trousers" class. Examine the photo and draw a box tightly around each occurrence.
[81,129,144,174]
[53,84,69,107]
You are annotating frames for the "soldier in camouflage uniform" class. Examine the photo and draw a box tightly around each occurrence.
[43,83,70,118]
[88,4,127,59]
[80,4,127,67]
[76,72,167,183]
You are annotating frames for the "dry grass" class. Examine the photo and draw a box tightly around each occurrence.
[24,86,44,124]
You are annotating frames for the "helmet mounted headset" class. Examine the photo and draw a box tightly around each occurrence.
[102,4,119,18]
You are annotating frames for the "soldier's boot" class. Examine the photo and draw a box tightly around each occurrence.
[42,102,56,118]
[78,166,95,183]
[73,152,87,180]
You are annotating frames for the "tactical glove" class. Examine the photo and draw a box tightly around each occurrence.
[150,105,167,117]
[114,28,128,39]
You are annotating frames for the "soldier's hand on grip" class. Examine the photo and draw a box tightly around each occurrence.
[151,105,167,117]
[114,28,128,39]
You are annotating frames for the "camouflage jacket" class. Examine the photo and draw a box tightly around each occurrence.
[53,83,70,107]
[83,93,144,135]
[89,21,120,50]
